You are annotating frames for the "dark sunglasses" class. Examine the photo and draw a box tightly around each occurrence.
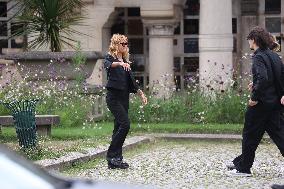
[120,42,128,47]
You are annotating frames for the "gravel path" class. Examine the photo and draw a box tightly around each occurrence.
[73,140,284,189]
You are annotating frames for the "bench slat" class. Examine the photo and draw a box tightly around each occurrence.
[0,115,60,136]
[0,115,60,126]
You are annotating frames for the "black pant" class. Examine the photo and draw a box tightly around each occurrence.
[106,89,130,160]
[233,104,284,173]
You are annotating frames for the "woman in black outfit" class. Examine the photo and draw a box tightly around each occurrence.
[269,35,284,189]
[104,34,147,169]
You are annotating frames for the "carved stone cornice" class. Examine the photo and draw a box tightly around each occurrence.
[148,24,175,36]
[143,19,177,37]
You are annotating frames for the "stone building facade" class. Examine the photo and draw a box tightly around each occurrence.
[0,0,283,91]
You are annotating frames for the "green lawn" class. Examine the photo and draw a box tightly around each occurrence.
[0,122,243,143]
[0,122,243,160]
[131,123,243,134]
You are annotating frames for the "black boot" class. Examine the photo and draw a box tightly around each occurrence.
[107,158,129,169]
[271,184,284,189]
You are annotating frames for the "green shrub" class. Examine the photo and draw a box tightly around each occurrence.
[36,94,95,127]
[104,89,247,124]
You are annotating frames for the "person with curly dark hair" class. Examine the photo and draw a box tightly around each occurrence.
[226,26,284,177]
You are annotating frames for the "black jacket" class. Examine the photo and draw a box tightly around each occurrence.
[251,49,284,107]
[104,54,139,93]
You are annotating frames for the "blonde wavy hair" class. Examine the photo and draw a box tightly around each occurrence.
[269,34,281,52]
[108,34,131,63]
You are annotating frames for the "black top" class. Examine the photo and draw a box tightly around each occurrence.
[251,48,284,107]
[104,54,139,93]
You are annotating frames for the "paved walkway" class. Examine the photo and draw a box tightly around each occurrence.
[74,140,284,189]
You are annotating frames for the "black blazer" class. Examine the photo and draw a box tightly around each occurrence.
[251,49,284,107]
[104,53,139,93]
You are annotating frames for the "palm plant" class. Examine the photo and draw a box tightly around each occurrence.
[10,0,86,52]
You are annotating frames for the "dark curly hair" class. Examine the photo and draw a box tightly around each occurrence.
[246,26,271,50]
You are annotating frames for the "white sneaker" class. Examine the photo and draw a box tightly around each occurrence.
[225,162,236,170]
[227,169,252,177]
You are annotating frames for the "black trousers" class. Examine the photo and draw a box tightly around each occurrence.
[233,104,284,173]
[106,89,130,160]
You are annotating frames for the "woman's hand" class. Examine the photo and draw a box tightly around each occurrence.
[140,93,148,105]
[248,82,253,92]
[138,89,147,105]
[111,62,131,71]
[248,99,258,107]
[281,96,284,105]
[120,62,131,71]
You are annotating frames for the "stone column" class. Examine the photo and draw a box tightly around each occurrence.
[199,0,234,91]
[145,21,176,98]
[76,4,114,86]
[141,1,184,98]
[239,0,259,88]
